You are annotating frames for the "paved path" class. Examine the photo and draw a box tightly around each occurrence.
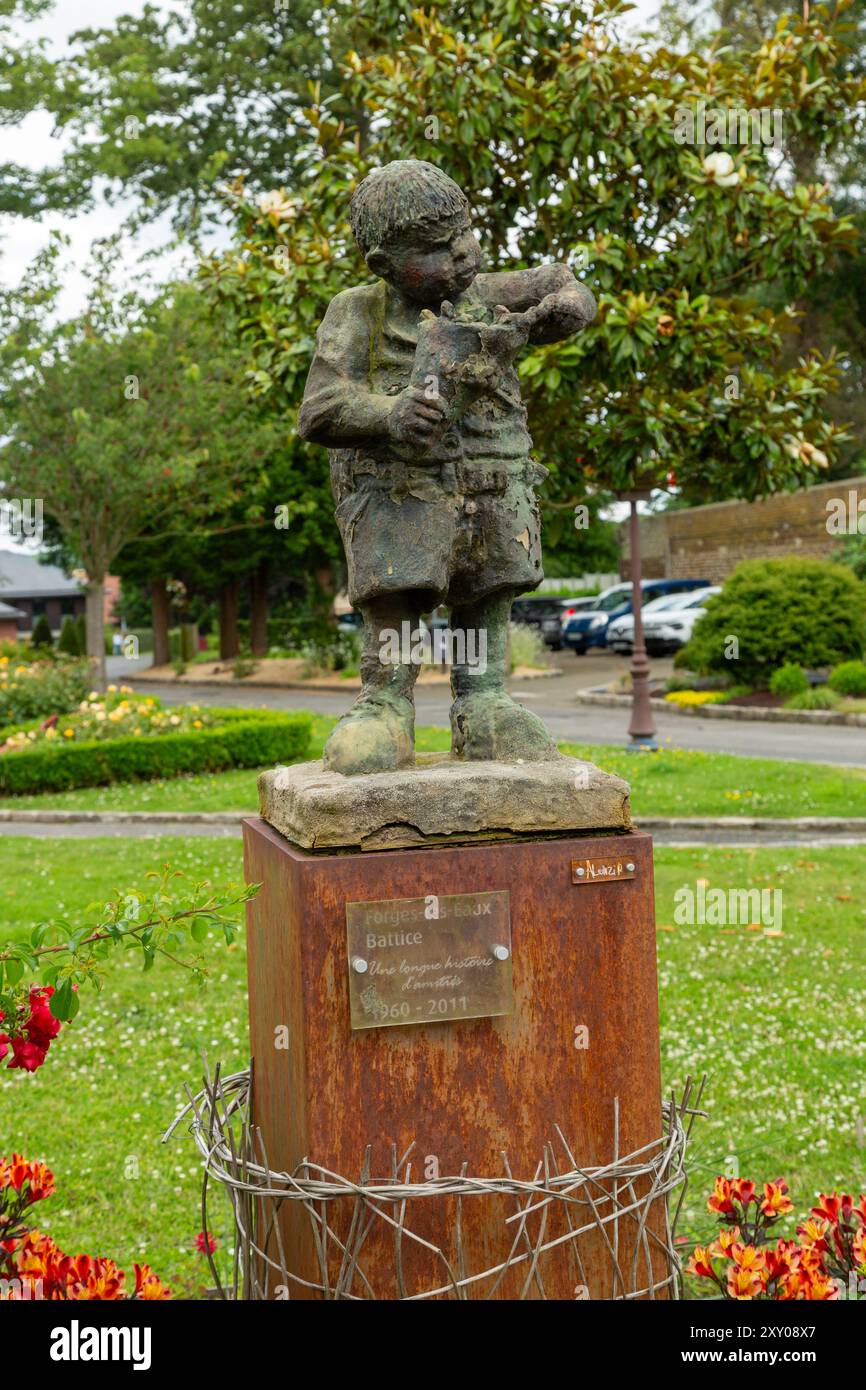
[3,815,862,845]
[131,666,866,768]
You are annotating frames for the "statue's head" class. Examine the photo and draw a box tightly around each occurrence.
[350,159,481,306]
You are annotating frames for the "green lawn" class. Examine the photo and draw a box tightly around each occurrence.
[1,837,863,1296]
[0,713,863,817]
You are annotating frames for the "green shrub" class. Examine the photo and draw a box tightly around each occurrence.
[677,558,866,687]
[31,614,53,648]
[0,707,312,794]
[784,686,842,711]
[57,616,82,656]
[828,659,866,697]
[769,663,808,698]
[74,614,86,654]
[508,622,550,671]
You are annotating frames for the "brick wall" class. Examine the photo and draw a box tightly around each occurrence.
[620,476,866,582]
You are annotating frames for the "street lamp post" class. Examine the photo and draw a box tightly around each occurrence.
[624,490,658,750]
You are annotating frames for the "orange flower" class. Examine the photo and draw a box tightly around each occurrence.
[853,1228,866,1272]
[797,1215,829,1251]
[764,1239,800,1283]
[761,1179,793,1218]
[71,1259,126,1300]
[710,1226,741,1257]
[727,1264,763,1300]
[811,1193,849,1226]
[0,1154,55,1202]
[731,1178,757,1208]
[730,1243,767,1275]
[134,1263,171,1300]
[708,1176,736,1216]
[686,1245,716,1279]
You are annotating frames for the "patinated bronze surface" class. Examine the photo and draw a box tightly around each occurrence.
[298,159,596,775]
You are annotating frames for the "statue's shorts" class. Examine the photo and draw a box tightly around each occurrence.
[330,455,548,610]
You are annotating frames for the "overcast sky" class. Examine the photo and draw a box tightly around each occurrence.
[2,0,190,316]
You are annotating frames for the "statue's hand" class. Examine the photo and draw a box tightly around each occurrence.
[522,286,597,341]
[387,385,449,449]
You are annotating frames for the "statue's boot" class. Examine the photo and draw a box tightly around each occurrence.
[322,598,423,775]
[449,591,559,763]
[323,688,415,775]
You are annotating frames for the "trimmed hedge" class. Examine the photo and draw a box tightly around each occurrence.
[0,707,312,795]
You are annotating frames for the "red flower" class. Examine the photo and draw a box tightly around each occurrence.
[195,1231,216,1255]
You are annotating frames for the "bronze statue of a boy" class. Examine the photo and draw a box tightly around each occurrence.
[298,159,595,775]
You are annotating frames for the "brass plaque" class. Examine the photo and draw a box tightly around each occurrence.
[571,855,637,885]
[345,890,512,1031]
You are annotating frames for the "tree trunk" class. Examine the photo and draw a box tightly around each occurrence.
[151,578,171,667]
[219,580,241,659]
[249,560,269,658]
[85,580,106,689]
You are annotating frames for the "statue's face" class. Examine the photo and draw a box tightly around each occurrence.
[381,214,481,305]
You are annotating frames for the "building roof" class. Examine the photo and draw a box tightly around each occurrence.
[0,549,83,599]
[0,600,26,619]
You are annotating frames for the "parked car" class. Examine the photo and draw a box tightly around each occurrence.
[607,591,711,655]
[510,595,573,633]
[561,578,712,654]
[336,609,363,635]
[643,586,721,656]
[540,596,598,650]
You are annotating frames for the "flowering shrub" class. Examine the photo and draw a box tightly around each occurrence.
[687,1176,866,1300]
[0,656,91,725]
[0,1154,169,1299]
[0,705,312,794]
[1,686,213,752]
[0,868,257,1074]
[663,690,730,707]
[0,985,64,1071]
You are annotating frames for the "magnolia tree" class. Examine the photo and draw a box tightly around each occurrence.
[202,0,863,513]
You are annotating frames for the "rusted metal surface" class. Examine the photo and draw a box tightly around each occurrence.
[244,820,664,1299]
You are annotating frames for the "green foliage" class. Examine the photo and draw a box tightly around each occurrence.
[677,558,866,685]
[30,614,52,648]
[201,0,864,512]
[841,532,866,583]
[0,708,311,795]
[0,866,257,1052]
[57,616,83,656]
[828,659,866,697]
[508,622,550,671]
[784,686,842,710]
[0,659,91,725]
[769,663,809,697]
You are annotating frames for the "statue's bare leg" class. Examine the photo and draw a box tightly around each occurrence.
[449,590,559,762]
[322,595,423,775]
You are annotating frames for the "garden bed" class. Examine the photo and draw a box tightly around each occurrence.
[0,699,311,795]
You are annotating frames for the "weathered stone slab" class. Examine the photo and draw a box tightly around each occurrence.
[258,753,631,851]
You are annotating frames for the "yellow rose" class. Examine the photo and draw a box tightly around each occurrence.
[63,728,74,738]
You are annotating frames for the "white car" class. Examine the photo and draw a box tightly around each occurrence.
[607,592,710,654]
[643,587,721,654]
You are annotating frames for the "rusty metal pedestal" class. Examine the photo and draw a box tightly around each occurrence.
[243,817,665,1300]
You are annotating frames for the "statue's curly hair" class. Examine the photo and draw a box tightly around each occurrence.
[350,160,468,257]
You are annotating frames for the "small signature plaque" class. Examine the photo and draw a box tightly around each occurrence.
[571,856,636,885]
[345,890,512,1031]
